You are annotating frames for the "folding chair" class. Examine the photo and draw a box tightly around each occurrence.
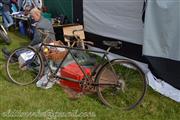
[63,25,85,49]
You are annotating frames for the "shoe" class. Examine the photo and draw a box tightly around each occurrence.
[2,54,17,63]
[2,47,10,56]
[1,47,10,60]
[1,47,16,63]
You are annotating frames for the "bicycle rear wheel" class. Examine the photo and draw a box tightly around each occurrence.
[96,59,147,110]
[6,47,44,85]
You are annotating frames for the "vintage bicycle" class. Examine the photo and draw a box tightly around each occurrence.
[6,28,147,110]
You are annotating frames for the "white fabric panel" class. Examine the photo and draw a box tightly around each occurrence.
[83,0,144,45]
[89,46,180,102]
[143,0,180,61]
[147,72,180,102]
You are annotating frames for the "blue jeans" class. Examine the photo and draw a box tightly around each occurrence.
[2,11,13,29]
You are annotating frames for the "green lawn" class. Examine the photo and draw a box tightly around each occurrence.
[0,30,180,120]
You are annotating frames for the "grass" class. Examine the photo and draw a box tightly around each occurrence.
[0,30,180,120]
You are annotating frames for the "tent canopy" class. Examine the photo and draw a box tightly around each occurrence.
[83,0,180,89]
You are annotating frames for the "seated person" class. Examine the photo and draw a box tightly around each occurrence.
[2,7,56,59]
[29,7,55,46]
[1,0,14,30]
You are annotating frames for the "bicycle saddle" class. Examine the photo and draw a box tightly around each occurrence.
[103,41,122,48]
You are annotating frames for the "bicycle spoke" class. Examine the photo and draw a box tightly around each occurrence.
[6,47,44,85]
[96,59,147,110]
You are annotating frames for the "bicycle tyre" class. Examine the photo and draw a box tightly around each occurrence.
[96,59,147,110]
[0,29,11,44]
[6,46,44,85]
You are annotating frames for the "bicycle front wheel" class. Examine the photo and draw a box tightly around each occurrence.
[6,47,44,85]
[96,59,147,110]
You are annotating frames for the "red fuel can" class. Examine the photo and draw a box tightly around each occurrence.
[60,63,91,92]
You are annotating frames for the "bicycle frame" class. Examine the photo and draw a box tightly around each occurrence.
[35,42,112,88]
[28,28,118,89]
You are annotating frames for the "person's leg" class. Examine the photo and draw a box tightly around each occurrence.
[3,11,13,28]
[5,11,13,27]
[2,12,9,29]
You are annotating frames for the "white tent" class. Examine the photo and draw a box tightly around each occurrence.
[82,0,180,102]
